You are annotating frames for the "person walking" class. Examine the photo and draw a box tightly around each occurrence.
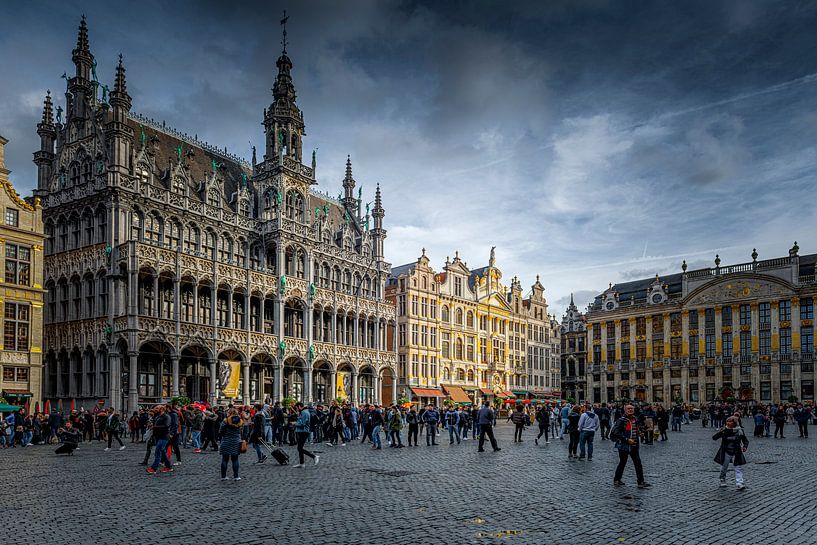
[388,405,404,448]
[534,404,550,445]
[218,408,246,480]
[596,404,611,440]
[794,404,811,438]
[445,406,461,445]
[405,406,419,446]
[656,406,670,442]
[559,403,570,439]
[370,406,384,450]
[713,416,749,489]
[293,402,319,468]
[566,405,581,459]
[509,404,528,443]
[250,404,267,464]
[773,406,786,438]
[423,405,440,446]
[104,408,125,451]
[147,406,173,475]
[578,403,599,460]
[610,404,651,488]
[477,400,501,452]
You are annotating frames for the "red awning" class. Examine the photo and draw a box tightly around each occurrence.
[496,390,517,399]
[410,388,443,398]
[479,388,493,395]
[442,385,472,404]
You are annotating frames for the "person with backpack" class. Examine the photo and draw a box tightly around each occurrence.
[370,406,384,450]
[458,407,470,440]
[509,404,528,443]
[534,404,550,445]
[405,406,419,446]
[388,405,404,448]
[477,400,500,452]
[445,406,461,445]
[577,402,599,460]
[595,403,611,440]
[713,416,749,489]
[292,402,319,468]
[250,403,268,463]
[326,407,346,447]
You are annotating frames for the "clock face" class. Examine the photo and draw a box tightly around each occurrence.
[651,293,662,303]
[605,301,615,310]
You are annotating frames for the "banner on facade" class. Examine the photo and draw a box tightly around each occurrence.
[336,371,350,399]
[219,360,241,398]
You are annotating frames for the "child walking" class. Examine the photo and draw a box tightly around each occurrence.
[712,416,749,490]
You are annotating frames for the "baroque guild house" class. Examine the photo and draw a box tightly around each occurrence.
[35,18,397,412]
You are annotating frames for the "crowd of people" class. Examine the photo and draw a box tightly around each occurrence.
[2,397,813,489]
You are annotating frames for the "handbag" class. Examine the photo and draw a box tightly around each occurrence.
[239,440,248,454]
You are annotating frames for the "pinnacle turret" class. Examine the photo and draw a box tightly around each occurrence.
[40,91,54,126]
[109,54,131,113]
[71,15,94,81]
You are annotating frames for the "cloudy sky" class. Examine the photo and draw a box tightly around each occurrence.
[2,0,816,317]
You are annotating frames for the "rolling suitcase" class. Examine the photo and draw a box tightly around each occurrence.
[271,447,289,465]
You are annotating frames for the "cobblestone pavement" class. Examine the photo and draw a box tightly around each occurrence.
[1,421,815,545]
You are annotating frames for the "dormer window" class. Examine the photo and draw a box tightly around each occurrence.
[207,188,220,208]
[172,176,186,194]
[137,165,150,185]
[285,190,304,222]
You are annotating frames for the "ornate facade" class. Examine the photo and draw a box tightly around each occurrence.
[0,135,46,409]
[35,18,396,412]
[385,248,559,404]
[585,246,817,405]
[560,294,587,402]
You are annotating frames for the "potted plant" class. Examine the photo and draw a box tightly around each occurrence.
[170,395,191,407]
[788,395,799,404]
[282,396,296,409]
[397,397,411,406]
[334,396,348,405]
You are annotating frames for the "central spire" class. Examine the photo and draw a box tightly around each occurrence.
[263,11,305,163]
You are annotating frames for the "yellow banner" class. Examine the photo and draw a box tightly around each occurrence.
[337,371,350,399]
[220,360,241,398]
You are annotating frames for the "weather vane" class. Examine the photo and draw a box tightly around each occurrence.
[280,10,289,53]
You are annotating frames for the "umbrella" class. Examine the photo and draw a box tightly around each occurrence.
[0,403,22,412]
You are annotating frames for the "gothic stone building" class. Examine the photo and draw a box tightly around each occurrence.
[560,294,587,402]
[584,246,817,405]
[35,18,397,412]
[385,248,557,405]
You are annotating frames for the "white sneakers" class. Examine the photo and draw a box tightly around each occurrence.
[292,463,305,468]
[314,455,320,465]
[104,447,110,451]
[119,445,126,451]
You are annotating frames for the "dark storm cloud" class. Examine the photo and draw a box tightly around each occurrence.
[1,0,816,316]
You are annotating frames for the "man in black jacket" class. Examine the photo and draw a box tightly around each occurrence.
[147,406,174,474]
[595,404,611,440]
[477,400,501,452]
[609,404,650,488]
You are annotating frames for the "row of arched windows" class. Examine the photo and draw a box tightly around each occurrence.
[440,306,475,328]
[44,208,107,255]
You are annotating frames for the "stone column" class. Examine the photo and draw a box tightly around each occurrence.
[792,297,801,401]
[303,365,312,403]
[193,282,200,324]
[273,363,283,402]
[350,369,358,404]
[108,352,121,411]
[226,287,233,328]
[209,358,217,404]
[242,362,250,404]
[173,277,180,322]
[128,351,138,413]
[329,369,337,403]
[171,354,180,397]
[153,275,160,318]
[771,301,781,402]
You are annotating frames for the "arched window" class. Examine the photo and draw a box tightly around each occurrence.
[467,369,474,382]
[456,368,465,381]
[70,215,80,248]
[466,311,474,328]
[455,338,464,360]
[172,176,186,194]
[239,199,250,217]
[136,163,150,184]
[295,249,306,278]
[131,210,143,241]
[207,188,220,208]
[422,277,427,289]
[83,212,94,244]
[441,306,450,322]
[321,263,330,287]
[184,224,200,253]
[96,208,107,242]
[145,212,162,244]
[342,270,351,293]
[455,308,463,325]
[332,267,341,291]
[285,190,305,222]
[235,239,246,267]
[69,162,80,186]
[166,220,180,249]
[203,230,216,259]
[219,235,233,263]
[443,367,450,381]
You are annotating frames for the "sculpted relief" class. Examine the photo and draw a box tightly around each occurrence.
[686,276,793,306]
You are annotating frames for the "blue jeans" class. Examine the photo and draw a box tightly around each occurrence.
[23,431,33,445]
[191,431,201,449]
[579,430,595,458]
[372,425,382,448]
[561,418,569,438]
[473,423,480,439]
[151,438,171,470]
[264,424,272,443]
[448,425,461,444]
[253,442,265,460]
